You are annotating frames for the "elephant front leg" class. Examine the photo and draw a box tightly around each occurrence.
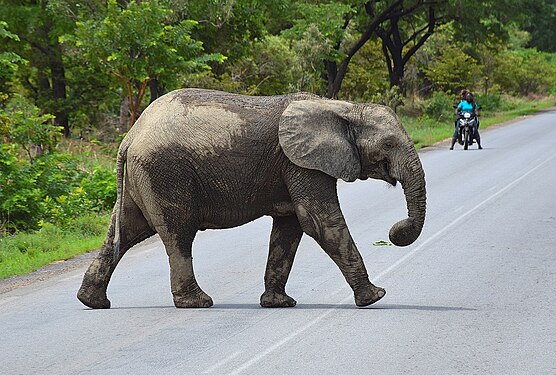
[285,170,385,307]
[260,216,303,307]
[305,210,386,307]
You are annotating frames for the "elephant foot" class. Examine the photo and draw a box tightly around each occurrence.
[173,290,214,308]
[77,285,111,309]
[354,285,386,307]
[260,290,297,307]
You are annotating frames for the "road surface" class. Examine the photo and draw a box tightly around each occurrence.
[1,110,555,374]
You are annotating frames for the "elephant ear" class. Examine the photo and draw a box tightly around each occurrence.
[279,100,361,182]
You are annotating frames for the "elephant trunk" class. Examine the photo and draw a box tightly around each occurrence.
[389,151,426,247]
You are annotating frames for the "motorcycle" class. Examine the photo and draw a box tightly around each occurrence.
[456,112,477,150]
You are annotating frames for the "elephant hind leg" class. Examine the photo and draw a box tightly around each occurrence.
[77,193,155,309]
[155,226,213,308]
[260,216,303,308]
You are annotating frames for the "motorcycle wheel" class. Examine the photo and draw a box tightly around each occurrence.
[463,128,469,150]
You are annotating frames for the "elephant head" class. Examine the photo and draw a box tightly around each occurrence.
[278,99,426,247]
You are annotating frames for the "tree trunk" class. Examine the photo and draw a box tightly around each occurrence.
[50,43,70,137]
[323,0,406,99]
[377,5,436,94]
[119,97,131,134]
[149,78,164,103]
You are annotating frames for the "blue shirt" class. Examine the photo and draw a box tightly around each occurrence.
[457,100,475,113]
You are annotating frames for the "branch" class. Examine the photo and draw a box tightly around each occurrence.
[381,38,393,77]
[402,6,436,65]
[345,0,404,59]
[402,20,433,48]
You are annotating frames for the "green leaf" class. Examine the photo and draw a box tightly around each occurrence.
[372,240,393,247]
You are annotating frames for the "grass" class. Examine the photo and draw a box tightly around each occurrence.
[0,210,110,280]
[0,96,554,280]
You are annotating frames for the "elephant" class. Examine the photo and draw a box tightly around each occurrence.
[77,88,426,309]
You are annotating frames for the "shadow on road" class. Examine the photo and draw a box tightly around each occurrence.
[372,304,477,311]
[98,303,476,312]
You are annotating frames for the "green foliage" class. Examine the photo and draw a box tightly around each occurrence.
[190,34,299,96]
[0,21,26,84]
[423,91,455,120]
[338,39,390,101]
[172,0,270,63]
[522,0,556,52]
[283,2,354,63]
[422,46,481,94]
[63,0,225,126]
[474,94,502,111]
[493,49,556,95]
[0,95,58,161]
[0,147,116,232]
[287,25,332,93]
[0,214,109,279]
[371,86,405,113]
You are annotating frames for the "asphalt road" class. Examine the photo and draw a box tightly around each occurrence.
[1,110,555,374]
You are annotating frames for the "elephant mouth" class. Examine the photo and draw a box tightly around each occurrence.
[384,175,397,187]
[361,160,397,186]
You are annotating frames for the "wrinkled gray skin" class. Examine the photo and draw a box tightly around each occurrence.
[77,89,426,309]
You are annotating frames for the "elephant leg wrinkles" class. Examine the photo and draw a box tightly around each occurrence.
[156,227,213,308]
[286,169,386,306]
[260,215,303,307]
[78,193,155,309]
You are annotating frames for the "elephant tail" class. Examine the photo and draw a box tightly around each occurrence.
[111,138,131,261]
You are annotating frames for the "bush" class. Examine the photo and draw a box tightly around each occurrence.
[474,94,501,111]
[423,91,454,120]
[0,94,59,161]
[494,49,556,96]
[0,147,116,232]
[371,86,404,112]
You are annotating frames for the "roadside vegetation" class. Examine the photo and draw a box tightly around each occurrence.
[1,0,555,279]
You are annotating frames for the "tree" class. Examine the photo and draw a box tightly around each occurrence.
[65,0,225,129]
[0,0,74,136]
[494,49,556,96]
[422,45,480,94]
[522,0,556,52]
[339,38,390,101]
[170,0,270,64]
[0,21,26,94]
[281,0,544,99]
[375,2,437,92]
[281,1,442,98]
[280,1,353,97]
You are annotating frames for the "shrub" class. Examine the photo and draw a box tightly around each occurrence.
[494,49,556,96]
[371,86,404,112]
[423,91,454,120]
[474,94,502,111]
[0,94,59,161]
[0,147,116,232]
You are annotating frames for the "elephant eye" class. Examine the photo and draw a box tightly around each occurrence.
[383,140,394,149]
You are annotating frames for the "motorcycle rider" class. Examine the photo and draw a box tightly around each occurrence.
[450,90,482,150]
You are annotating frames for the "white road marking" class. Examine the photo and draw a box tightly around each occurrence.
[226,152,556,374]
[203,351,243,374]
